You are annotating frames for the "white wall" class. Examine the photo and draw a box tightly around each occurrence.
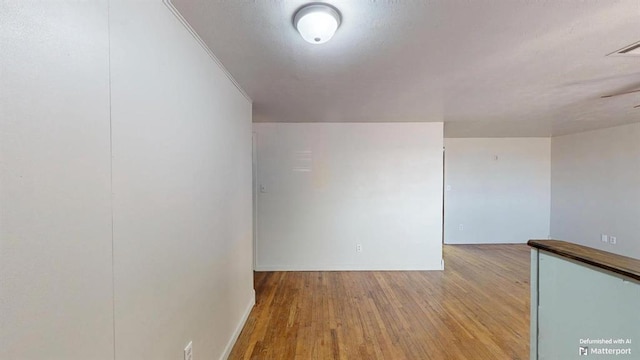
[110,1,254,359]
[444,138,551,244]
[0,2,114,358]
[1,1,254,359]
[551,123,640,259]
[254,123,444,271]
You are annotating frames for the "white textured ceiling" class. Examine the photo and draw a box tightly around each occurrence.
[172,0,640,136]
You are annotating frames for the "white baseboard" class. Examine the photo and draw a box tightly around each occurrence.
[254,264,443,271]
[443,241,529,245]
[219,289,256,360]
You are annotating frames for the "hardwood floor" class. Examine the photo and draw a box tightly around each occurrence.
[229,245,530,360]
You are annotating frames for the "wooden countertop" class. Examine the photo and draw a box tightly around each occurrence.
[528,239,640,282]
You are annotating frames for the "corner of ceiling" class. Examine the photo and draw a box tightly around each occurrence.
[162,0,252,103]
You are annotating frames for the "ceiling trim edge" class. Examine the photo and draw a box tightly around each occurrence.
[162,0,252,103]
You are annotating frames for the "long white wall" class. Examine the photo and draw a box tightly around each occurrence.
[444,138,551,244]
[110,1,254,359]
[254,123,444,270]
[0,2,114,358]
[0,1,254,359]
[550,123,640,259]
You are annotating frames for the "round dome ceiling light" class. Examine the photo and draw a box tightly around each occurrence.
[293,3,341,45]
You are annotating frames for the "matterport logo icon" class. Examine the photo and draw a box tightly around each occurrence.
[578,337,633,356]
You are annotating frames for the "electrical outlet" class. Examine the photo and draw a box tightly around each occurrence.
[356,244,363,253]
[184,341,193,360]
[609,236,617,245]
[459,224,464,231]
[601,234,608,243]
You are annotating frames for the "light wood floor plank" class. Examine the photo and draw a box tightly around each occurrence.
[230,244,530,359]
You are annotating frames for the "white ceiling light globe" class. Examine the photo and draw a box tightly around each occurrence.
[294,4,341,44]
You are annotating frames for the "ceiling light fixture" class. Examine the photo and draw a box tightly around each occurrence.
[293,3,341,45]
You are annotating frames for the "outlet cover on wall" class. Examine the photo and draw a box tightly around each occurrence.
[609,236,617,245]
[356,244,363,253]
[601,234,608,243]
[184,341,193,360]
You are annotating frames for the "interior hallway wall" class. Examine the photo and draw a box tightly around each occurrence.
[444,138,551,244]
[254,122,444,271]
[550,123,640,259]
[1,1,255,359]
